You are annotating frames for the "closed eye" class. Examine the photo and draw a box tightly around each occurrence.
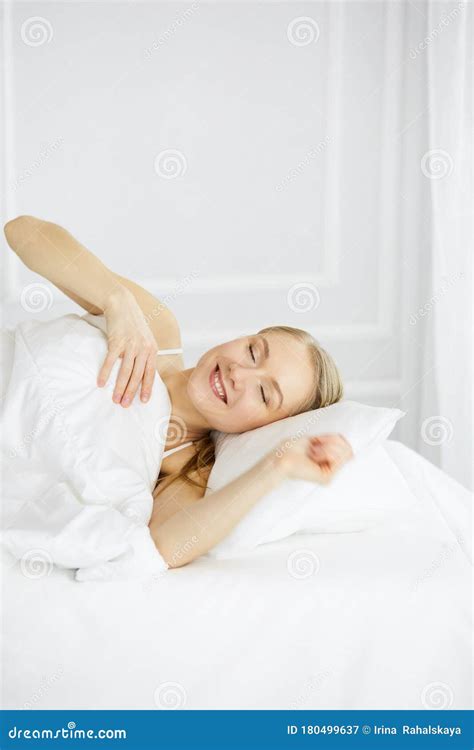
[249,344,267,405]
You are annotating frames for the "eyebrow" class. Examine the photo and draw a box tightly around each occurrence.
[258,335,284,409]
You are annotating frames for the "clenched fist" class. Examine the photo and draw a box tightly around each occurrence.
[272,433,354,484]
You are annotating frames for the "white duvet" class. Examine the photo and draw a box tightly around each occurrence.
[1,438,471,709]
[0,314,471,708]
[0,314,171,581]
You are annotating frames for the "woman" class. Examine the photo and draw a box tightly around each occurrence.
[4,215,353,570]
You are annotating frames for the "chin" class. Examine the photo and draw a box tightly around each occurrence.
[208,420,245,434]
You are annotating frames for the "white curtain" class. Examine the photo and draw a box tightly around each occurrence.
[420,1,472,488]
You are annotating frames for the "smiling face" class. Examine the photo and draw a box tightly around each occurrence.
[187,330,316,433]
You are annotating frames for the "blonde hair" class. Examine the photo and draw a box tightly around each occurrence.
[154,325,343,494]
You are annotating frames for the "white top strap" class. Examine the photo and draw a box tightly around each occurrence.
[157,348,183,356]
[162,441,193,458]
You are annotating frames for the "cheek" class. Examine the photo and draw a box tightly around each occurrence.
[227,400,269,431]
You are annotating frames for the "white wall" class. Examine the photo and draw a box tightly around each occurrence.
[1,2,440,449]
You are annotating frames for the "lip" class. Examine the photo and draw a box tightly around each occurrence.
[209,363,227,404]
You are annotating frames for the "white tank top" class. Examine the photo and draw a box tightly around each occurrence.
[82,313,193,460]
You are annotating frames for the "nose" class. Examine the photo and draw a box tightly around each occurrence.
[228,361,261,390]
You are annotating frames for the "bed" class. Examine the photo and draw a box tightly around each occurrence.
[1,439,471,710]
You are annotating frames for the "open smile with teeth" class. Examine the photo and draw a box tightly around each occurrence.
[210,364,227,404]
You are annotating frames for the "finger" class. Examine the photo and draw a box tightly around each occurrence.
[309,440,338,460]
[98,349,120,387]
[310,434,345,448]
[309,444,346,476]
[311,458,332,484]
[113,351,136,402]
[140,356,156,402]
[310,436,348,461]
[121,353,148,406]
[310,444,346,471]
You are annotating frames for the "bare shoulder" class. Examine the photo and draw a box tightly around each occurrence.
[150,468,209,529]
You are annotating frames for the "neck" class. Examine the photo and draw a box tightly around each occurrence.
[161,367,211,446]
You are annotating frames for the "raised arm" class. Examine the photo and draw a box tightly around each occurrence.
[3,215,181,405]
[151,434,353,568]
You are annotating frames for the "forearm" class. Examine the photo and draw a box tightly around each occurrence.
[4,215,125,312]
[151,452,286,568]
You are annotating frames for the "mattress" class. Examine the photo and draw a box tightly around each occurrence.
[1,439,471,710]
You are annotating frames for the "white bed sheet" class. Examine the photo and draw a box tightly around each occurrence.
[1,440,472,710]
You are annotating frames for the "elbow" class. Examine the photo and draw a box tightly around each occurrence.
[4,215,44,263]
[4,216,23,247]
[4,214,32,242]
[150,524,200,569]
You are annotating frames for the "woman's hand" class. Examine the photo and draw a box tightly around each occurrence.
[272,433,354,484]
[97,286,158,406]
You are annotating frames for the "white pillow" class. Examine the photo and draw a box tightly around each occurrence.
[206,400,405,559]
